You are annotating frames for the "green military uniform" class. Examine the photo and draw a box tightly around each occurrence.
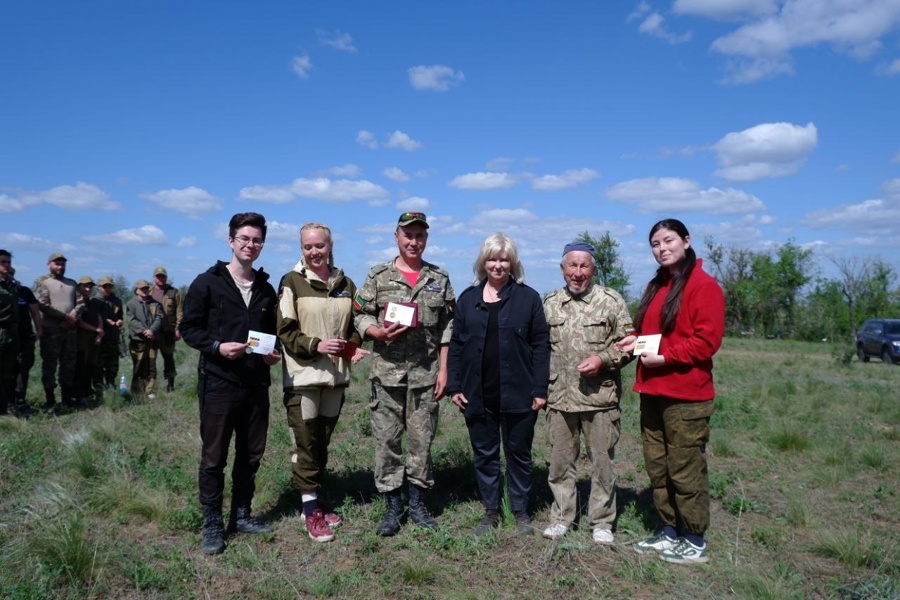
[150,268,183,391]
[543,284,633,530]
[353,259,454,492]
[95,276,124,389]
[126,283,163,398]
[0,274,19,414]
[34,271,78,406]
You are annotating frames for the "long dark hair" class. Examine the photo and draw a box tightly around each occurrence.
[634,219,697,335]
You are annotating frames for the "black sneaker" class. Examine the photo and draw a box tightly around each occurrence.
[474,511,500,536]
[10,402,38,418]
[514,512,533,536]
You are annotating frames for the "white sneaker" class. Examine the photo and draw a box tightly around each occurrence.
[147,394,157,400]
[592,528,614,544]
[542,523,569,539]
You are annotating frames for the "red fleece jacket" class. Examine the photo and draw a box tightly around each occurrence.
[632,259,725,401]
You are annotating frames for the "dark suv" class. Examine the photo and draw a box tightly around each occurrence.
[856,318,900,364]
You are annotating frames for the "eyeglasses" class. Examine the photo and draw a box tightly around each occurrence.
[398,212,427,225]
[233,235,265,247]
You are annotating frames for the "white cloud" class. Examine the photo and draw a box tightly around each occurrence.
[627,1,652,22]
[638,12,692,44]
[292,54,313,78]
[448,172,519,191]
[605,177,766,215]
[713,122,817,182]
[802,178,900,236]
[238,185,296,203]
[674,0,778,20]
[0,232,56,249]
[486,157,515,171]
[0,193,40,213]
[385,130,423,151]
[86,225,167,245]
[38,182,119,210]
[531,168,600,191]
[356,130,378,149]
[177,236,197,248]
[292,178,389,202]
[408,65,465,91]
[265,220,303,242]
[140,186,222,215]
[326,164,361,177]
[317,29,356,53]
[884,58,900,75]
[382,167,410,182]
[396,196,431,211]
[710,0,900,83]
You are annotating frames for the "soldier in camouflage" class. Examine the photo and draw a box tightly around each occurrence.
[541,242,634,545]
[95,276,124,389]
[33,252,79,411]
[353,212,455,536]
[150,266,184,392]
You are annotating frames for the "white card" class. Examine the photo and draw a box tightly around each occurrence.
[246,330,276,355]
[385,302,417,327]
[633,334,661,356]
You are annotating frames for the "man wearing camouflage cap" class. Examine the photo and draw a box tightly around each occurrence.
[74,276,105,405]
[126,279,163,400]
[33,252,79,411]
[150,266,184,392]
[352,212,455,536]
[95,276,124,390]
[541,241,634,545]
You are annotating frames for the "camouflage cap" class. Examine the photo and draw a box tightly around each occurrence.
[78,275,95,285]
[97,275,115,287]
[134,279,151,291]
[397,211,429,228]
[153,266,168,276]
[48,252,67,262]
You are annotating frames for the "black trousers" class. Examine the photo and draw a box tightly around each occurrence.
[465,406,537,513]
[198,373,270,509]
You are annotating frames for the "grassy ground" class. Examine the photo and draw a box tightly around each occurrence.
[0,338,897,599]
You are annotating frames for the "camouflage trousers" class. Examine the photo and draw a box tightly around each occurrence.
[129,340,157,397]
[546,407,621,529]
[40,326,77,393]
[369,381,439,493]
[284,387,344,492]
[640,394,714,536]
[97,339,120,388]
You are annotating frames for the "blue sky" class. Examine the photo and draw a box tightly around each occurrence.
[2,1,899,298]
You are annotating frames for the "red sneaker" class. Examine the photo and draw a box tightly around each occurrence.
[305,508,334,543]
[301,506,342,528]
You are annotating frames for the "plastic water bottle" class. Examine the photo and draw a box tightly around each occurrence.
[119,374,128,395]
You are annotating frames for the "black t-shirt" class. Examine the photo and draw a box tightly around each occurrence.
[481,300,502,409]
[17,285,37,339]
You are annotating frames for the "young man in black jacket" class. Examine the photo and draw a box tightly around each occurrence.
[180,212,282,555]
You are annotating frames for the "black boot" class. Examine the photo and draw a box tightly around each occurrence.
[377,489,403,536]
[230,505,271,534]
[42,388,58,414]
[408,484,438,529]
[166,377,175,392]
[201,505,226,555]
[11,400,37,418]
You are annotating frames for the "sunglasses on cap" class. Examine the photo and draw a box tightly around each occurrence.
[397,212,428,227]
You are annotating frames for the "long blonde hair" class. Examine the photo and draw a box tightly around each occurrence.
[472,232,525,285]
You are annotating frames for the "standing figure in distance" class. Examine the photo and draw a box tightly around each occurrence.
[447,233,549,536]
[353,212,455,536]
[277,222,369,543]
[125,280,162,400]
[150,266,184,392]
[621,219,725,565]
[33,252,78,412]
[0,250,19,416]
[95,276,124,390]
[74,276,105,406]
[10,266,41,417]
[541,242,633,545]
[180,212,282,556]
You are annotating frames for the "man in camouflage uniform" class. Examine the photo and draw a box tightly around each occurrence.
[74,276,105,404]
[126,279,163,400]
[541,241,634,545]
[150,266,183,392]
[0,250,19,415]
[353,212,455,536]
[34,252,79,411]
[95,276,124,389]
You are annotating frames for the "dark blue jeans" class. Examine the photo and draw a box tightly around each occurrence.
[465,407,537,513]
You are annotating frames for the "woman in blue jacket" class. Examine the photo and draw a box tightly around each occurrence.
[447,232,550,536]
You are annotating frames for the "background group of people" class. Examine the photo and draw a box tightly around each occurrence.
[0,250,184,416]
[1,212,725,567]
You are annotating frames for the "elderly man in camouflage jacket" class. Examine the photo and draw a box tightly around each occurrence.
[353,212,455,536]
[541,242,634,545]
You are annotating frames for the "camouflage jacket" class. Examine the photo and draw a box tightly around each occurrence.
[151,284,183,332]
[353,258,455,388]
[33,273,77,327]
[543,284,634,412]
[0,276,19,345]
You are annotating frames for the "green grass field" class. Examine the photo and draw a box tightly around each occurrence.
[1,338,897,599]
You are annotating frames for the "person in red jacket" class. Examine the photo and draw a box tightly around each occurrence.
[618,219,724,565]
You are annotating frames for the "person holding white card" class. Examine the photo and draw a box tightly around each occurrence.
[180,212,282,556]
[619,218,725,565]
[541,241,633,545]
[276,222,368,543]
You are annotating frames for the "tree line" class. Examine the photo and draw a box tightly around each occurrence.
[576,231,899,342]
